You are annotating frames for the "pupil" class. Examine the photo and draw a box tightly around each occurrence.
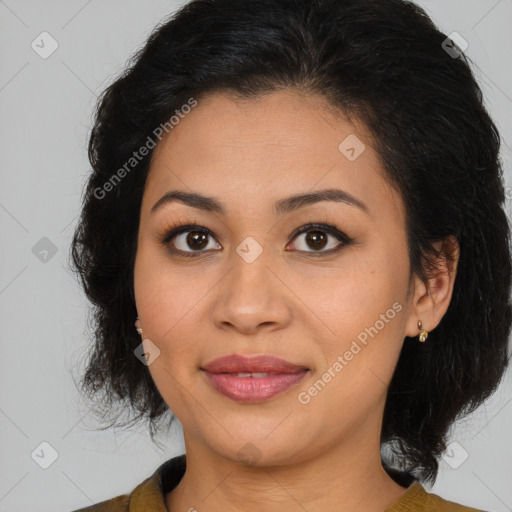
[187,231,208,250]
[307,231,327,250]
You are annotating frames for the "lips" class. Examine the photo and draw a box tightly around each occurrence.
[202,354,308,374]
[201,354,309,403]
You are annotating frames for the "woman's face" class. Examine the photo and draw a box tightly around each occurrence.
[134,89,422,465]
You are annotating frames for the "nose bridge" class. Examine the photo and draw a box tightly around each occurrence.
[229,235,276,303]
[211,235,291,332]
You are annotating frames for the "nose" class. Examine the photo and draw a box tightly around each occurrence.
[210,248,293,335]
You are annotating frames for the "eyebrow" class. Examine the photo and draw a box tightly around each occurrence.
[151,188,369,217]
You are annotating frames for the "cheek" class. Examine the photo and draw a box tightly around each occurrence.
[134,242,203,338]
[312,256,405,334]
[310,254,408,382]
[134,257,203,416]
[133,251,218,412]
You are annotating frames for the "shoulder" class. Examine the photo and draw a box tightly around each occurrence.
[69,454,186,512]
[387,482,487,512]
[70,494,130,512]
[425,490,487,512]
[69,474,160,512]
[69,462,167,512]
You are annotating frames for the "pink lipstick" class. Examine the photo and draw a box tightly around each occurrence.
[201,354,309,403]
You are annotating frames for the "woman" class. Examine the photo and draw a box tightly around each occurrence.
[70,0,511,510]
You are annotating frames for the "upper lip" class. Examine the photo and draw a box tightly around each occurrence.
[202,354,309,374]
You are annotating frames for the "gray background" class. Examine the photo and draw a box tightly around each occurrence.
[0,1,511,511]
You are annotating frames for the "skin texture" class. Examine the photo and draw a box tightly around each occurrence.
[133,89,459,512]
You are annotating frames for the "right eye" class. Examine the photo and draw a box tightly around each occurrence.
[166,226,222,255]
[159,222,222,258]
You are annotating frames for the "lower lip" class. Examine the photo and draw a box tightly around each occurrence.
[203,371,309,403]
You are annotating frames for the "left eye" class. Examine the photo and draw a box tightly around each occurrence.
[161,223,352,257]
[289,227,345,253]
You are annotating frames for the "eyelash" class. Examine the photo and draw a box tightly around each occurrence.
[157,217,354,259]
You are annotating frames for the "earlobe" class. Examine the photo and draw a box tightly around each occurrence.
[135,317,143,335]
[404,274,429,338]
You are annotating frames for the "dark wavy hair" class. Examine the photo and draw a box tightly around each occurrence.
[70,0,512,485]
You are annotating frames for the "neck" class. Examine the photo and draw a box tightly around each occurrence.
[166,421,407,512]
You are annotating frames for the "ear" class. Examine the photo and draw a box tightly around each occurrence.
[135,317,142,331]
[405,235,460,338]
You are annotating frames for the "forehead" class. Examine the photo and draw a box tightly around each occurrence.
[150,89,366,165]
[144,89,405,224]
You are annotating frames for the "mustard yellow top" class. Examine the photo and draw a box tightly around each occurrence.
[71,455,485,512]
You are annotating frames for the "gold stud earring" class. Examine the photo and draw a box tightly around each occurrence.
[418,320,428,342]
